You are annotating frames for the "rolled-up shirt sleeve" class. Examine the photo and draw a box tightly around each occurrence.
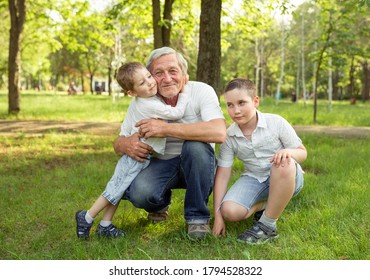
[217,136,235,168]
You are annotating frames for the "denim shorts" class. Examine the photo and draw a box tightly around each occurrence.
[221,162,304,210]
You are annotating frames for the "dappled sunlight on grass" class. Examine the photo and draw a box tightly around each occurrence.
[1,93,369,259]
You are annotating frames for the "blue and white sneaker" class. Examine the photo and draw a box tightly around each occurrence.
[237,222,278,244]
[96,224,126,238]
[75,210,93,239]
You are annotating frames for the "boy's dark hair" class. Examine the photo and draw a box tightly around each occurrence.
[224,78,257,98]
[116,62,145,93]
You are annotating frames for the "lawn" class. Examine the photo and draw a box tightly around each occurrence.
[0,91,369,260]
[1,91,370,126]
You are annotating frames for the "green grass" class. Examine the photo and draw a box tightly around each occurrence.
[0,133,369,260]
[1,91,370,126]
[0,91,369,260]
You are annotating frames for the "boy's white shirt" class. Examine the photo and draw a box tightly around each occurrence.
[120,81,225,159]
[120,92,189,155]
[217,110,303,183]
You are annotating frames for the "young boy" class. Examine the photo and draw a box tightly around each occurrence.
[212,78,307,244]
[75,62,188,239]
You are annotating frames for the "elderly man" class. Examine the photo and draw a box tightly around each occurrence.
[114,47,226,239]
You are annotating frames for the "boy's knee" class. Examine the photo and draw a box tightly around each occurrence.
[271,162,296,179]
[220,202,247,222]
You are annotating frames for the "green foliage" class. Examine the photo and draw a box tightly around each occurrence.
[1,0,369,105]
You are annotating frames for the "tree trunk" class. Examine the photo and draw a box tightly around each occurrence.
[152,0,174,48]
[276,20,285,103]
[348,56,355,99]
[108,66,112,96]
[152,0,162,48]
[162,0,174,46]
[196,0,222,97]
[333,69,340,100]
[90,75,94,95]
[255,38,260,97]
[260,38,265,99]
[80,70,85,94]
[8,0,26,114]
[296,50,300,100]
[313,11,334,123]
[362,60,370,102]
[301,13,307,105]
[328,51,332,111]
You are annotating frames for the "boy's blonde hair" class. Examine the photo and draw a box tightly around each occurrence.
[116,62,146,93]
[224,78,257,98]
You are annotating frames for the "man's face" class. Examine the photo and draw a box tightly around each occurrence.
[150,54,185,98]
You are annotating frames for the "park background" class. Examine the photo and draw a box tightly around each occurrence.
[1,0,369,261]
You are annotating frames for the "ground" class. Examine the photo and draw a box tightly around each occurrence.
[0,120,369,138]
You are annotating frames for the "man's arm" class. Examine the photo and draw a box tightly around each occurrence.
[136,118,227,144]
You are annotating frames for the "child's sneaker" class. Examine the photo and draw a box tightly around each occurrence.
[75,210,93,239]
[96,224,126,238]
[237,222,278,244]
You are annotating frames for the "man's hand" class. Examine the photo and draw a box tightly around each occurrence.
[136,119,168,139]
[114,133,153,162]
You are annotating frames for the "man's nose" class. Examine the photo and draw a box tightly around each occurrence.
[162,72,172,82]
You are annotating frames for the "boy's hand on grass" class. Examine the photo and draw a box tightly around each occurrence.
[212,216,226,237]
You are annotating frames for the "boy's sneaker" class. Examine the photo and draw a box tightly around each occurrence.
[75,210,93,239]
[237,222,278,244]
[96,224,126,238]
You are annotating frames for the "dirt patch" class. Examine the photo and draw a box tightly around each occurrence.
[0,120,121,136]
[0,120,369,138]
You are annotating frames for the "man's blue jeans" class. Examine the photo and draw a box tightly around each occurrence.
[123,141,216,224]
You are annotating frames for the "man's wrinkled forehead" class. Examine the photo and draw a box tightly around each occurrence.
[151,54,180,70]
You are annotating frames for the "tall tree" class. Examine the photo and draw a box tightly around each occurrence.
[8,0,26,114]
[152,0,174,48]
[276,20,285,102]
[300,12,307,105]
[196,0,221,96]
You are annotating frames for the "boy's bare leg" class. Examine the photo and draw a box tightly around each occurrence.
[88,195,111,218]
[221,200,266,222]
[102,202,120,221]
[264,163,296,219]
